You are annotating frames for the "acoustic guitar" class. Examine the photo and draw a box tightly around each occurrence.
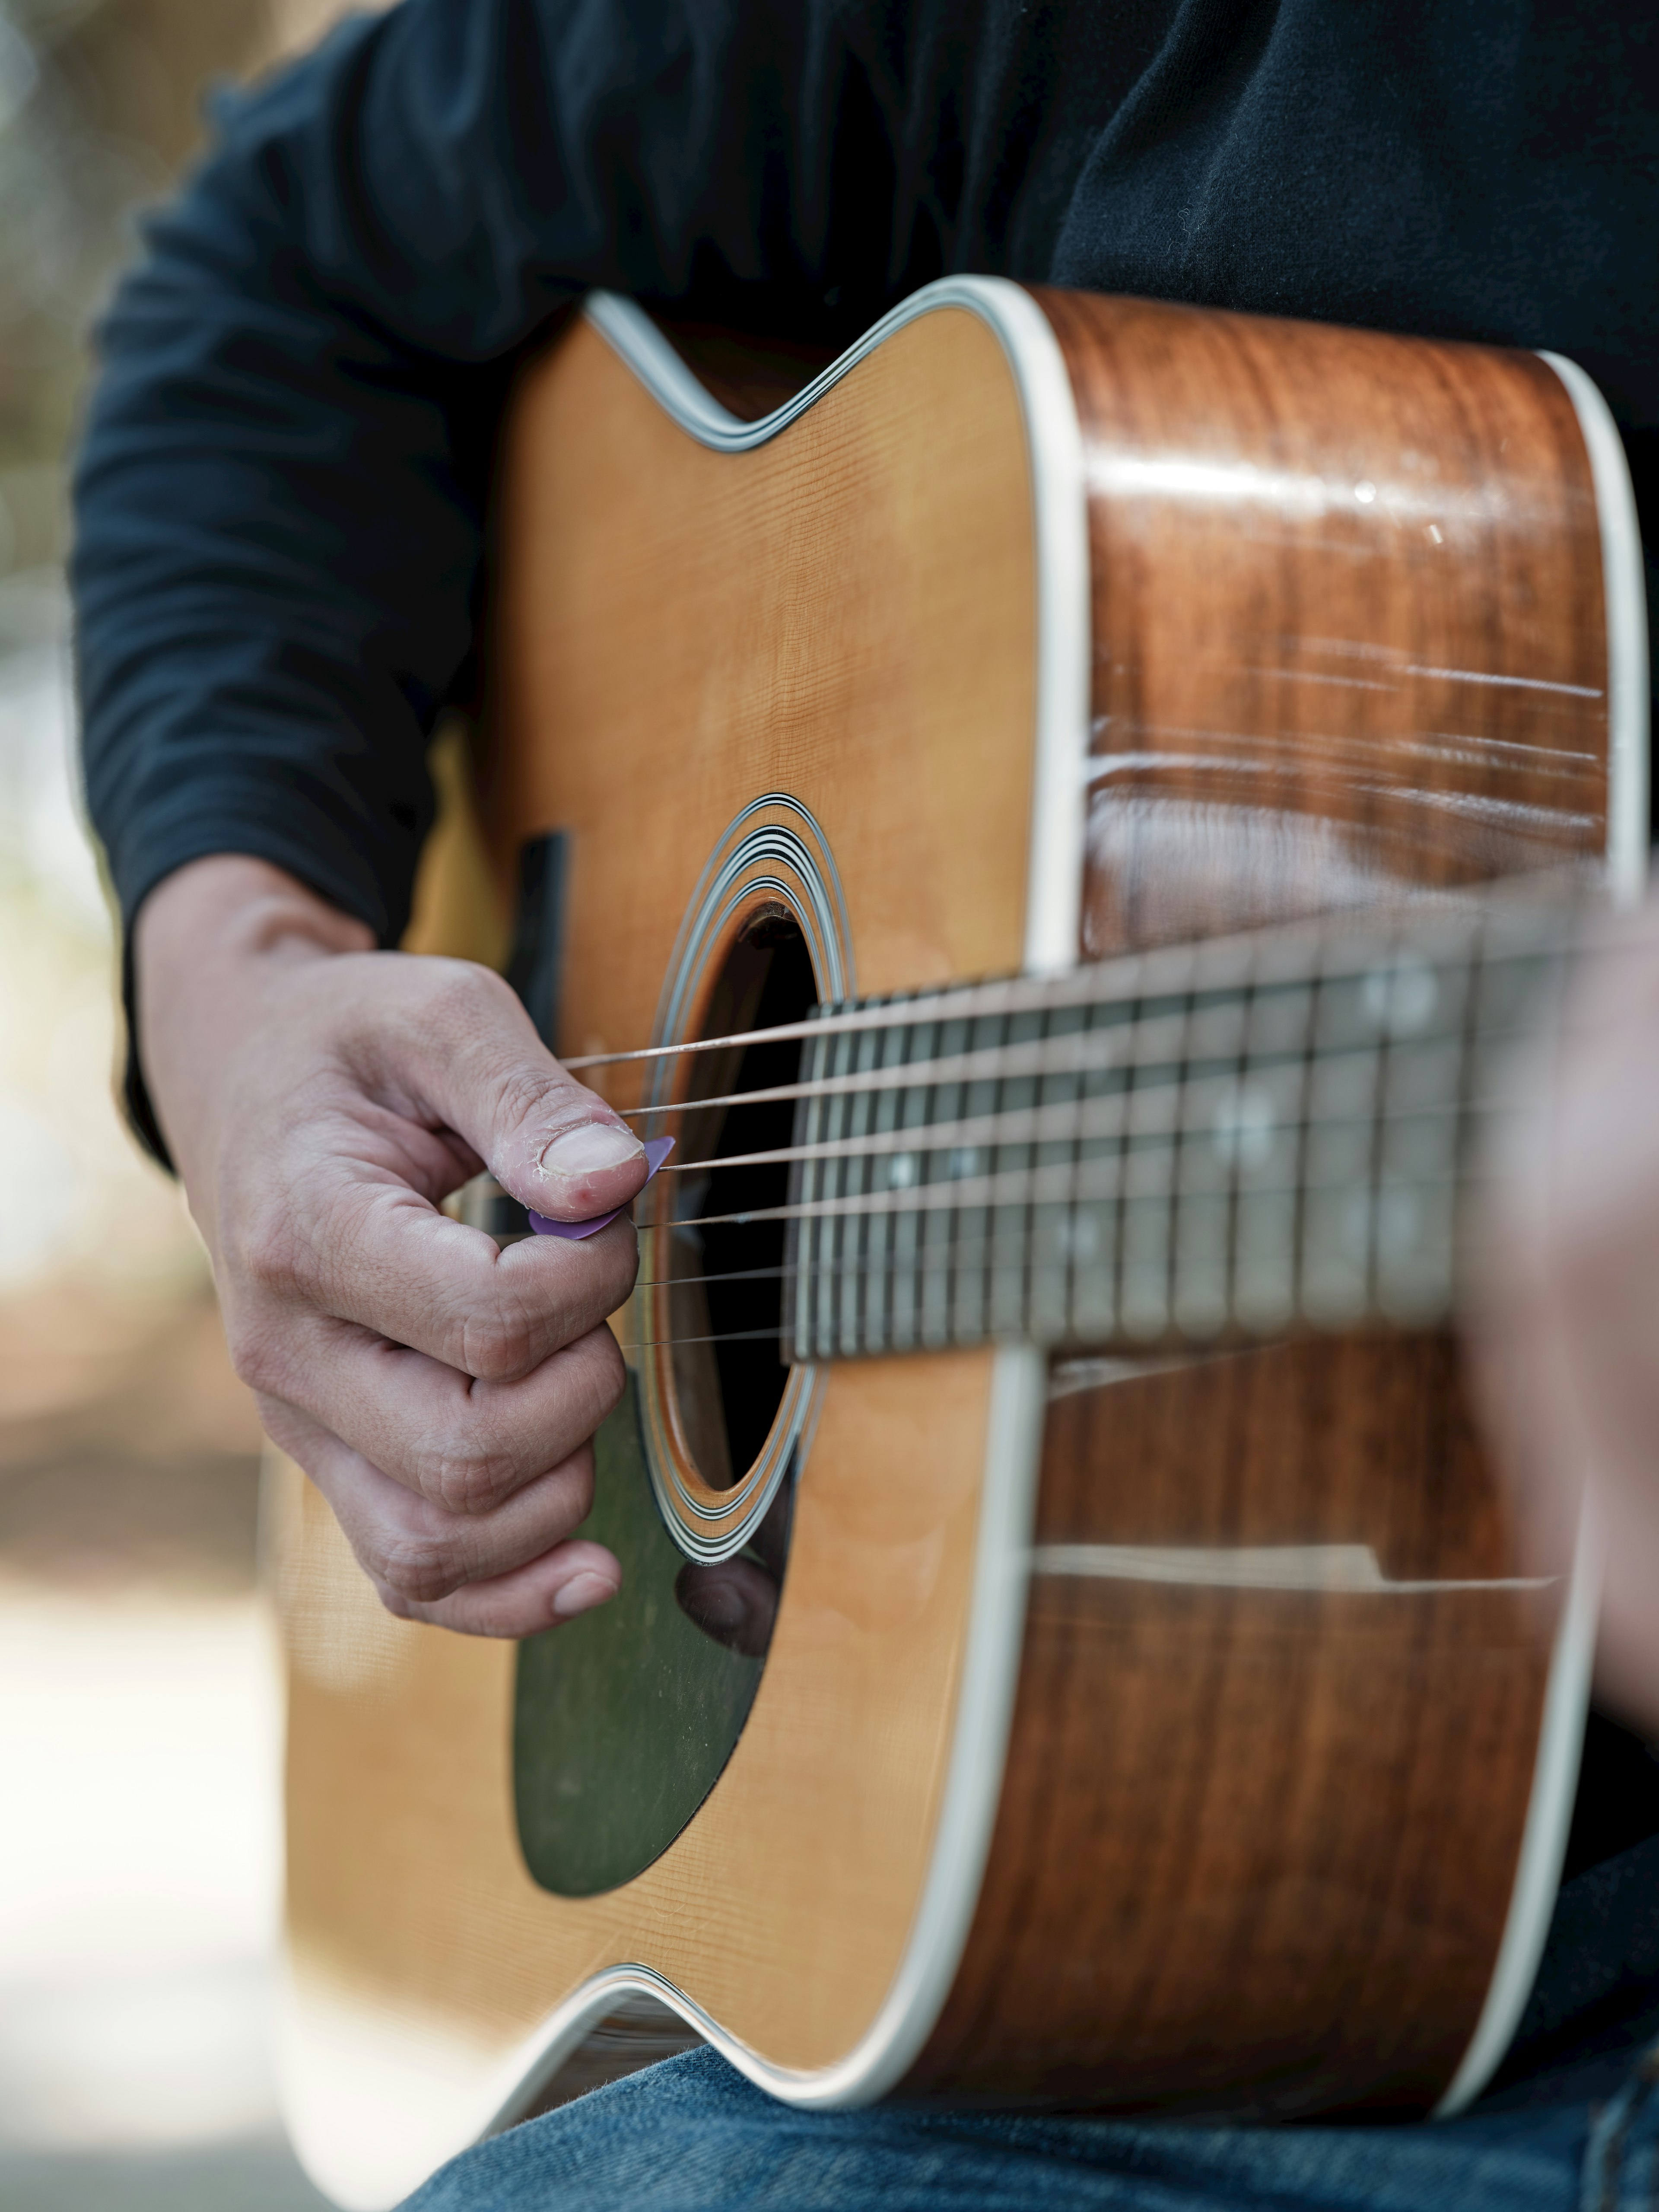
[267,278,1648,2209]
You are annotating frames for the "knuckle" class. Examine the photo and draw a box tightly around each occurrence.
[416,958,519,1054]
[583,1327,627,1421]
[224,1314,288,1397]
[566,1317,625,1399]
[372,1530,465,1605]
[559,1443,597,1522]
[458,1308,539,1384]
[251,1391,308,1462]
[592,1231,641,1313]
[231,1197,309,1300]
[419,1437,520,1516]
[416,953,488,1017]
[486,1037,560,1116]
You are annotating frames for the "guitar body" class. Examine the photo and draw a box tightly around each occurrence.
[271,281,1643,2208]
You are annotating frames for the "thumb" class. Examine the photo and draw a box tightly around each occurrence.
[395,960,648,1221]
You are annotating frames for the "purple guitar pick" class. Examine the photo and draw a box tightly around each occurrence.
[526,1135,674,1241]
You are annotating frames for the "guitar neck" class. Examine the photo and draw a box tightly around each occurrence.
[782,892,1573,1361]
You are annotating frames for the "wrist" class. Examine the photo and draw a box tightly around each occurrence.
[134,855,376,1173]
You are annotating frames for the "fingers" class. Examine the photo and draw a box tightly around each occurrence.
[230,1183,641,1384]
[350,957,648,1222]
[264,1401,623,1639]
[1467,890,1659,1735]
[251,1316,627,1513]
[137,873,652,1648]
[395,1543,622,1638]
[221,954,653,1380]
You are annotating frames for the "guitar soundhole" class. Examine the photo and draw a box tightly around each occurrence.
[669,912,814,1488]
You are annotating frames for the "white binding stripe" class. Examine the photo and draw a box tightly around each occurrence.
[1540,353,1650,909]
[470,280,1087,2114]
[1433,355,1649,2118]
[1432,1506,1601,2115]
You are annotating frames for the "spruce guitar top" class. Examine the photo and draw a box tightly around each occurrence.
[269,279,1646,2209]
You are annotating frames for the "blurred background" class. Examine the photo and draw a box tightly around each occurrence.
[0,4,370,2206]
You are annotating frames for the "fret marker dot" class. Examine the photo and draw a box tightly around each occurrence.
[1060,1213,1102,1262]
[1212,1083,1277,1171]
[1361,957,1438,1037]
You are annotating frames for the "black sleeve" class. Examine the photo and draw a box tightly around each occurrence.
[72,0,940,968]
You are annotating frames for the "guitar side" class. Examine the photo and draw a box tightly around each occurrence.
[908,289,1633,2117]
[270,282,1638,2207]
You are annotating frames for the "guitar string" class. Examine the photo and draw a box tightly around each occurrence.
[493,1072,1514,1249]
[609,999,1515,1126]
[602,1111,1492,1354]
[620,1138,1499,1237]
[609,1165,1487,1356]
[617,1025,1185,1120]
[544,912,1571,1357]
[625,1178,1458,1292]
[560,930,1570,1075]
[646,1066,1512,1182]
[557,909,1573,1077]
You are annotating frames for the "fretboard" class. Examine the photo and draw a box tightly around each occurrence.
[782,896,1569,1362]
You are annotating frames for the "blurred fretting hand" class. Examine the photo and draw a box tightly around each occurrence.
[1474,889,1659,1739]
[135,854,649,1637]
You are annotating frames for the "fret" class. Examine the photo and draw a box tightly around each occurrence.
[1170,985,1250,1339]
[918,1009,962,1351]
[782,898,1569,1365]
[989,1004,1040,1339]
[1027,999,1086,1345]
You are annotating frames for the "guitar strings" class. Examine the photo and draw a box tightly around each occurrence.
[559,900,1575,1077]
[647,1068,1506,1183]
[616,1026,1161,1120]
[628,1123,1493,1296]
[651,1152,1497,1239]
[547,906,1575,1360]
[610,998,1492,1124]
[612,1130,1496,1354]
[493,1071,1515,1260]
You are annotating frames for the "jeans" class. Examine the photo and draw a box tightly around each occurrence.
[401,2042,1659,2212]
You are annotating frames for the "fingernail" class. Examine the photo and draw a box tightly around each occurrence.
[553,1570,619,1619]
[540,1121,644,1181]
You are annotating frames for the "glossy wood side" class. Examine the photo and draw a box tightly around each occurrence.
[276,302,1046,2206]
[910,1341,1556,2116]
[907,292,1597,2115]
[1038,288,1607,954]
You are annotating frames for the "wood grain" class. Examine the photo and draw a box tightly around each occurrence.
[1037,288,1606,955]
[275,286,1609,2199]
[277,299,1047,2207]
[485,303,1038,1085]
[909,1338,1555,2116]
[904,290,1596,2117]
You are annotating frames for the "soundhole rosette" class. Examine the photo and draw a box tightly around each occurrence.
[636,796,849,1564]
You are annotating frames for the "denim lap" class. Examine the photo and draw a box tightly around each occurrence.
[399,2045,1605,2212]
